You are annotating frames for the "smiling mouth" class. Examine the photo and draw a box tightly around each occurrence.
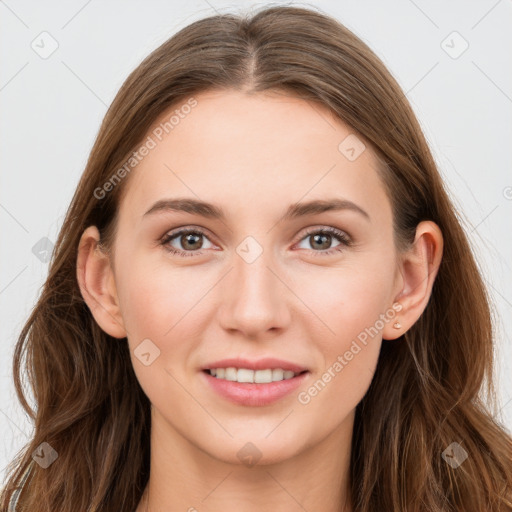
[202,367,309,384]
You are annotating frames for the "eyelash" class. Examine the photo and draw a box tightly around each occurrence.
[160,226,352,258]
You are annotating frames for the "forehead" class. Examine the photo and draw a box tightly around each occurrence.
[117,89,390,226]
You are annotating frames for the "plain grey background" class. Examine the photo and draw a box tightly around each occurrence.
[1,0,511,482]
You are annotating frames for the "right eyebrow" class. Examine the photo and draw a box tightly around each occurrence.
[143,198,226,220]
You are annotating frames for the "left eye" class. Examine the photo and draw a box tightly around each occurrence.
[295,228,350,254]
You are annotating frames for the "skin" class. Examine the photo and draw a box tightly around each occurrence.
[77,89,443,511]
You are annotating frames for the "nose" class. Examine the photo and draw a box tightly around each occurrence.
[217,247,291,340]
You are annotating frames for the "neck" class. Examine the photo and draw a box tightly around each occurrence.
[136,408,354,512]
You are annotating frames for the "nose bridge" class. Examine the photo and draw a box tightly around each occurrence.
[220,237,290,336]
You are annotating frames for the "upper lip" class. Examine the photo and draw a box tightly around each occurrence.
[202,357,309,373]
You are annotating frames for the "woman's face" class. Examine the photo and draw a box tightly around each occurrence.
[99,89,405,464]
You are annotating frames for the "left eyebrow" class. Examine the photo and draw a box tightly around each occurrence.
[142,197,371,222]
[282,198,371,222]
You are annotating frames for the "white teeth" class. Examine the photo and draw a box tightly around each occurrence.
[208,367,301,383]
[225,367,237,381]
[254,369,272,383]
[238,368,256,383]
[272,368,284,381]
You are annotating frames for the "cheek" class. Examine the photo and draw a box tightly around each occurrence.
[116,250,202,336]
[116,260,208,397]
[293,256,393,403]
[296,256,394,344]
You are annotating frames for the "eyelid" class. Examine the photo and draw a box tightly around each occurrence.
[162,225,214,239]
[294,225,352,244]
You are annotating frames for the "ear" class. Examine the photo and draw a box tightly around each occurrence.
[383,220,443,340]
[76,225,127,338]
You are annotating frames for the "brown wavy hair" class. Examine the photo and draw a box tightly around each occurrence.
[2,5,511,511]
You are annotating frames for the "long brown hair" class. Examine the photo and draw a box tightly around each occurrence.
[2,5,511,511]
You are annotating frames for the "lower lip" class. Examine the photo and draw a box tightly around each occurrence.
[201,370,309,406]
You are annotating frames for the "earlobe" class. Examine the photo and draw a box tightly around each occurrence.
[382,221,443,340]
[76,225,127,339]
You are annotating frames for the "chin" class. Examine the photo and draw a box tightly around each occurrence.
[205,434,305,467]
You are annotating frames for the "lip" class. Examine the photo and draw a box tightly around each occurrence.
[202,357,308,373]
[201,370,309,407]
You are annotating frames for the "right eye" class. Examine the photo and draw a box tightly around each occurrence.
[160,228,215,257]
